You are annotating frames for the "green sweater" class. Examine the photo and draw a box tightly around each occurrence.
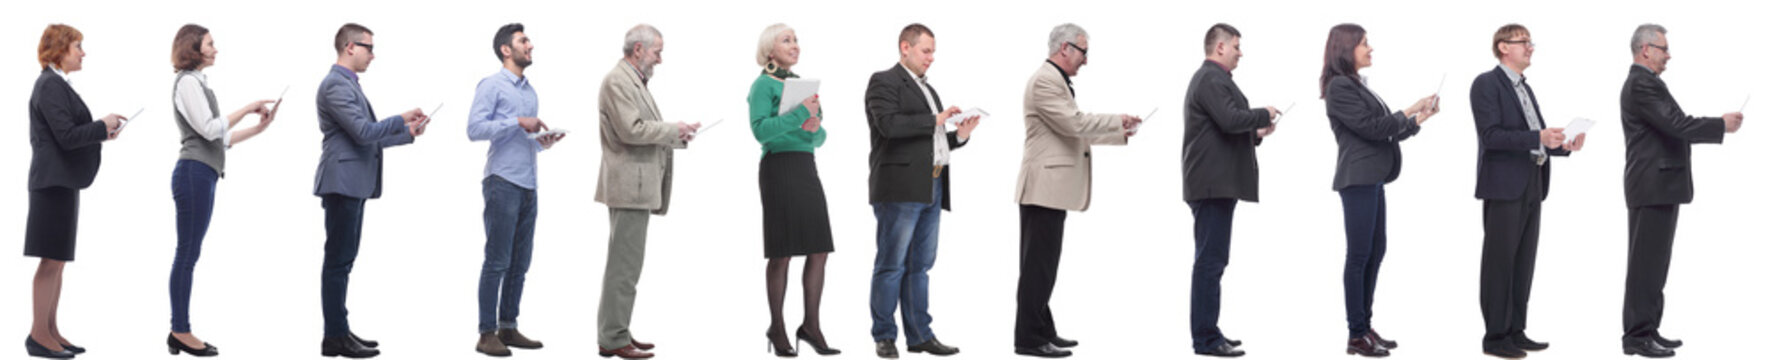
[747,73,826,154]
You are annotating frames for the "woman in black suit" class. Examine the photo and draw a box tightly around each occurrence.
[1318,23,1438,358]
[24,24,127,359]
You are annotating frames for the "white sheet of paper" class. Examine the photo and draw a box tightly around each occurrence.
[527,128,569,139]
[949,108,989,125]
[113,107,144,134]
[1565,118,1596,137]
[778,78,820,116]
[695,119,725,136]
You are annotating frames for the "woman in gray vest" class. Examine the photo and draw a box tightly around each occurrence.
[164,24,277,357]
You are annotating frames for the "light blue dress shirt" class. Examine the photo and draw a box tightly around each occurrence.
[468,68,544,189]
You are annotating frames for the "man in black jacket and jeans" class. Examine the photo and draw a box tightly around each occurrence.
[1182,23,1278,358]
[1618,23,1744,358]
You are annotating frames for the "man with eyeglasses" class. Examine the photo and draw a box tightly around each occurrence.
[1468,23,1583,359]
[1617,23,1743,359]
[1013,23,1142,358]
[314,22,430,358]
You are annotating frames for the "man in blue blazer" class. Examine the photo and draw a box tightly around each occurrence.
[313,23,429,358]
[1468,24,1583,359]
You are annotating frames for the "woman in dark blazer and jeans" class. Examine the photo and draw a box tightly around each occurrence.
[24,24,127,359]
[1319,23,1439,358]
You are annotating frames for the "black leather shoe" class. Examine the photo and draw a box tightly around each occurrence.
[1369,329,1399,349]
[1347,334,1391,357]
[1049,336,1078,348]
[168,333,219,356]
[1225,338,1243,347]
[794,326,839,355]
[1195,342,1246,357]
[1511,334,1549,351]
[1482,344,1527,359]
[24,336,74,359]
[349,332,378,348]
[57,343,83,355]
[1014,343,1072,358]
[875,340,898,358]
[1622,337,1674,358]
[322,336,381,358]
[908,338,959,356]
[1651,334,1682,349]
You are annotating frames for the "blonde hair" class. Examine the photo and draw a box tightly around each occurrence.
[756,23,793,67]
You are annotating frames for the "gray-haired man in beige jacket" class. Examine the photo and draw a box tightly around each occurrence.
[1012,23,1142,359]
[593,24,699,360]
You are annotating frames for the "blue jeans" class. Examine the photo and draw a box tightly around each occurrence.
[321,194,367,337]
[169,159,217,333]
[1188,198,1237,351]
[1339,184,1387,338]
[869,177,942,345]
[479,176,537,333]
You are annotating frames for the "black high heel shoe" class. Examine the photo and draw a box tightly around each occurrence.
[167,333,219,357]
[23,336,74,359]
[795,326,841,355]
[767,330,798,357]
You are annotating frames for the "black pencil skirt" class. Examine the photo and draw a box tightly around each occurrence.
[23,186,79,261]
[758,151,835,258]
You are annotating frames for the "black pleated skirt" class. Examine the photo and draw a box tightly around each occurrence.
[758,151,834,258]
[23,187,79,261]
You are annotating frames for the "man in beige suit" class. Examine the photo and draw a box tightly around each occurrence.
[594,24,699,360]
[1012,23,1142,359]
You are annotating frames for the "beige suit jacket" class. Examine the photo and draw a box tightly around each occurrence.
[1015,62,1126,212]
[596,60,686,214]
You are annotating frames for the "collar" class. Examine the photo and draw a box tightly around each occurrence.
[1632,63,1658,77]
[1045,59,1073,96]
[900,62,925,84]
[49,65,70,84]
[332,64,359,83]
[625,58,647,85]
[497,66,526,87]
[1499,63,1525,86]
[1206,59,1232,75]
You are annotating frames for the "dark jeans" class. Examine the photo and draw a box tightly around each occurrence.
[1339,184,1387,338]
[1623,204,1679,340]
[169,159,217,333]
[1014,204,1066,348]
[1188,198,1237,351]
[321,194,368,337]
[870,177,943,344]
[479,176,537,333]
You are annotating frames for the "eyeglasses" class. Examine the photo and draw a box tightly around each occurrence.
[352,41,375,54]
[1646,43,1669,53]
[1501,39,1535,48]
[1066,42,1089,57]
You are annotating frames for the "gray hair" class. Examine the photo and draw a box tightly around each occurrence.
[1630,24,1667,56]
[624,24,662,57]
[757,23,793,67]
[1047,23,1088,56]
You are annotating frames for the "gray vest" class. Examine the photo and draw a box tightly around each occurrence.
[172,71,226,176]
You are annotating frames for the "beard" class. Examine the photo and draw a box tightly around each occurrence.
[514,52,533,68]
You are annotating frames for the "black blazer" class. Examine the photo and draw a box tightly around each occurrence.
[1470,66,1570,201]
[865,63,966,210]
[1620,65,1725,208]
[1325,75,1420,190]
[28,68,107,191]
[1183,61,1270,202]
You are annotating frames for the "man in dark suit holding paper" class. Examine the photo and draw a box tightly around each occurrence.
[1616,23,1743,358]
[1468,24,1583,359]
[1182,23,1277,358]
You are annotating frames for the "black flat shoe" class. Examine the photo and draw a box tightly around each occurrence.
[1482,344,1526,359]
[908,338,959,356]
[322,335,380,358]
[1195,342,1246,357]
[1511,334,1549,351]
[348,332,378,348]
[1049,336,1078,348]
[168,333,219,357]
[57,343,83,355]
[24,336,73,359]
[794,326,839,355]
[1225,338,1243,347]
[1014,343,1071,358]
[1623,337,1674,358]
[875,340,898,358]
[1651,334,1682,349]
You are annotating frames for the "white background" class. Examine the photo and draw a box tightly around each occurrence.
[3,0,1768,359]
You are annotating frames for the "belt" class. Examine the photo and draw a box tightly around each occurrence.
[932,164,944,178]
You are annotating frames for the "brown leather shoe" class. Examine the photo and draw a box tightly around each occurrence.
[497,329,543,349]
[476,333,511,357]
[599,344,654,359]
[1347,333,1391,357]
[630,338,655,350]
